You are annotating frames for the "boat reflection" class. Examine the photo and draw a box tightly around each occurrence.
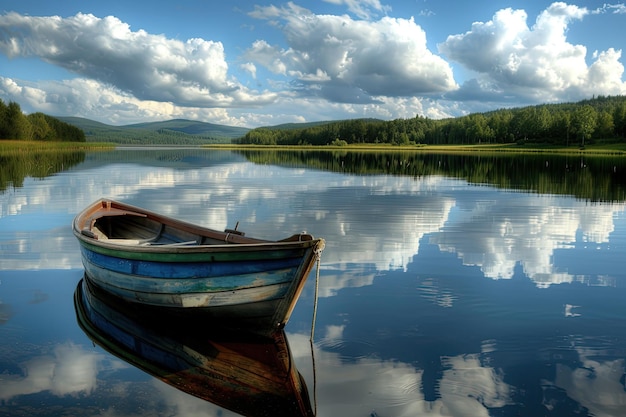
[73,277,315,417]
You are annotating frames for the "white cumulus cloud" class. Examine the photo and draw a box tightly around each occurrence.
[1,2,625,125]
[439,2,626,103]
[247,3,458,103]
[0,12,276,108]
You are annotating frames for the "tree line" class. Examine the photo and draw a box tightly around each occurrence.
[235,95,626,147]
[0,100,85,142]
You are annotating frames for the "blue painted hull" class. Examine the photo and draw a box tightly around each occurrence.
[73,199,325,331]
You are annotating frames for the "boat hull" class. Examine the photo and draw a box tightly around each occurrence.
[73,199,324,331]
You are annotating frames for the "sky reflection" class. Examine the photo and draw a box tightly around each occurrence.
[1,149,624,290]
[2,149,626,416]
[3,323,625,416]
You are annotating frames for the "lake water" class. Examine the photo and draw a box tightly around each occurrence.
[1,148,626,416]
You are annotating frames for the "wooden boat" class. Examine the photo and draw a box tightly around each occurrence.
[74,278,315,417]
[72,198,324,332]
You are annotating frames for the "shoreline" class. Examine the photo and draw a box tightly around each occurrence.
[204,142,626,156]
[3,140,626,156]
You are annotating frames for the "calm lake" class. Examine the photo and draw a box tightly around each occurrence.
[2,147,626,416]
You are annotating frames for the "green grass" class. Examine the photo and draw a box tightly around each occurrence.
[0,140,115,154]
[205,142,626,155]
[3,139,624,157]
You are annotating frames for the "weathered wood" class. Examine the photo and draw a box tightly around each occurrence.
[73,199,325,332]
[74,279,315,416]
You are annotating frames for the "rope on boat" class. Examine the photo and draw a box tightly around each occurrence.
[310,245,322,416]
[310,247,322,341]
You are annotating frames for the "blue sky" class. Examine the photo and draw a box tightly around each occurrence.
[1,0,626,127]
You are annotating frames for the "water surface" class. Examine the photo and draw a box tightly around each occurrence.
[1,148,626,416]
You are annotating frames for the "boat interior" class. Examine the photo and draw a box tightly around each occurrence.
[87,212,231,246]
[78,200,317,246]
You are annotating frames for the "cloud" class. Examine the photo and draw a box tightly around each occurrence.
[322,0,392,19]
[439,2,626,103]
[288,332,513,417]
[0,342,105,401]
[0,12,275,108]
[430,191,626,286]
[1,71,456,126]
[0,76,253,126]
[239,62,257,79]
[592,3,626,14]
[247,3,458,103]
[554,345,626,416]
[1,3,624,125]
[0,8,458,125]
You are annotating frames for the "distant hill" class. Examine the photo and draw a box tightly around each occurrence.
[58,116,384,145]
[267,120,345,130]
[59,117,127,136]
[58,117,250,145]
[124,118,249,137]
[267,118,384,130]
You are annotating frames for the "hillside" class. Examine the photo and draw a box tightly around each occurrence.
[58,117,250,145]
[59,95,626,147]
[236,95,626,147]
[124,119,249,137]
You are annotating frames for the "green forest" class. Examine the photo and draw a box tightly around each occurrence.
[4,95,626,146]
[0,100,85,142]
[235,95,626,147]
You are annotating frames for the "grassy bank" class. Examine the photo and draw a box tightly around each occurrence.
[205,142,626,155]
[0,140,115,154]
[4,139,623,156]
[409,143,626,155]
